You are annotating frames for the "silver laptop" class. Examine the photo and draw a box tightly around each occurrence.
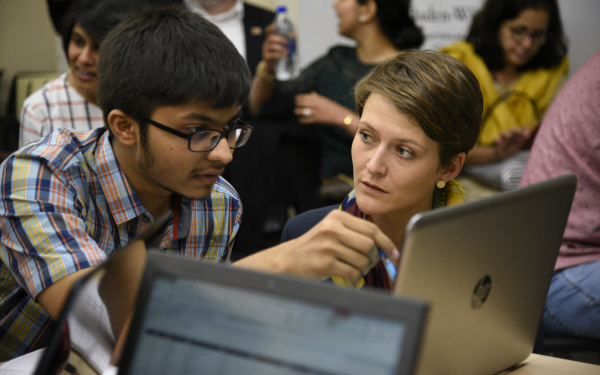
[117,252,429,375]
[394,174,577,375]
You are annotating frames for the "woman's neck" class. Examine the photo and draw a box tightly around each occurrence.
[354,27,400,65]
[67,72,98,105]
[493,66,520,85]
[370,213,410,254]
[199,0,236,15]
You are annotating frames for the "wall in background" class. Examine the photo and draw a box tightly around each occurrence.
[0,0,58,117]
[556,0,600,81]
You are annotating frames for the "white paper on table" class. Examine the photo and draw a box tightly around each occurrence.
[0,348,44,374]
[67,277,116,373]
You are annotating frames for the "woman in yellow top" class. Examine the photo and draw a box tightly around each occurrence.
[441,0,568,191]
[281,50,483,290]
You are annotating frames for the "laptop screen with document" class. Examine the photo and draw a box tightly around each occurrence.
[118,253,428,375]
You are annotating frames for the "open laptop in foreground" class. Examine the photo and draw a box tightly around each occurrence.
[394,174,577,375]
[117,252,428,375]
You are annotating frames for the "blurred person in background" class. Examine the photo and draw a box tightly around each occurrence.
[248,0,423,205]
[441,0,568,191]
[519,49,600,340]
[20,0,171,148]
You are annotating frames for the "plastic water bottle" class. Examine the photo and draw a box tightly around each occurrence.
[273,5,300,81]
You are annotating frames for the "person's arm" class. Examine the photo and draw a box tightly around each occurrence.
[465,128,532,165]
[465,144,500,165]
[0,155,109,318]
[19,93,47,148]
[36,268,97,319]
[248,24,288,117]
[293,92,359,136]
[233,210,399,282]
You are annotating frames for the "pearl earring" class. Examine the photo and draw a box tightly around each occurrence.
[437,180,446,189]
[359,15,366,23]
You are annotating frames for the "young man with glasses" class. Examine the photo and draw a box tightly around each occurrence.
[0,6,396,361]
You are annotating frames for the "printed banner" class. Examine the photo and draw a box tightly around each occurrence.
[411,0,483,51]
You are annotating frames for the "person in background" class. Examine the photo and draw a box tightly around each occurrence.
[281,50,483,291]
[46,0,73,33]
[183,0,274,75]
[0,6,397,361]
[440,0,568,191]
[20,0,168,148]
[248,0,423,203]
[519,49,600,340]
[183,0,313,261]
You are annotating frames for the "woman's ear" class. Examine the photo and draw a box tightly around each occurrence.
[107,109,138,147]
[361,0,378,22]
[440,152,466,182]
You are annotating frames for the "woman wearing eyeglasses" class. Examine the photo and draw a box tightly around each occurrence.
[440,0,568,191]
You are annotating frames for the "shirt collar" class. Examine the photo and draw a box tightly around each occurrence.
[184,0,244,22]
[96,132,148,225]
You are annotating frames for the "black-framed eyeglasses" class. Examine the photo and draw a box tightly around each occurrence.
[133,114,253,152]
[507,25,548,45]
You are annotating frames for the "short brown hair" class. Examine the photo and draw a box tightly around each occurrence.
[355,50,482,170]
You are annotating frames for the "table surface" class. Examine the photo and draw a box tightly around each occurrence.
[2,351,598,375]
[59,352,600,375]
[501,354,600,375]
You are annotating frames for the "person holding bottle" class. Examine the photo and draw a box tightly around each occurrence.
[440,0,568,191]
[183,0,322,261]
[248,0,423,204]
[271,5,300,81]
[183,0,275,75]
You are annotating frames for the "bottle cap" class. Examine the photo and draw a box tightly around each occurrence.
[276,5,287,13]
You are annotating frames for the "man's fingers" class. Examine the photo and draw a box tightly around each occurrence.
[330,211,399,260]
[320,211,399,270]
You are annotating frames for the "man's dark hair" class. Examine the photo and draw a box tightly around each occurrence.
[98,5,252,131]
[466,0,567,72]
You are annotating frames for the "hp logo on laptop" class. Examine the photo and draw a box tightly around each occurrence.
[471,275,492,309]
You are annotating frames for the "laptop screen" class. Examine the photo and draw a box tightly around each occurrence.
[125,274,407,375]
[118,253,427,375]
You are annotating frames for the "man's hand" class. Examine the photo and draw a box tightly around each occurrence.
[234,210,399,282]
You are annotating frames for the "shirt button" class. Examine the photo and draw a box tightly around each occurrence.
[142,216,151,224]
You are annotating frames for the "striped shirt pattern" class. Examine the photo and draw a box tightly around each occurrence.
[19,72,104,148]
[0,128,241,360]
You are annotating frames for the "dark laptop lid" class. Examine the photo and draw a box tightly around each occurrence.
[117,252,429,375]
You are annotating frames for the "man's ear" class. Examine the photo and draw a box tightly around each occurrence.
[439,152,466,183]
[107,109,138,146]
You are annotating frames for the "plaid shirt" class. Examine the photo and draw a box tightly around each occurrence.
[0,128,241,360]
[19,72,105,148]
